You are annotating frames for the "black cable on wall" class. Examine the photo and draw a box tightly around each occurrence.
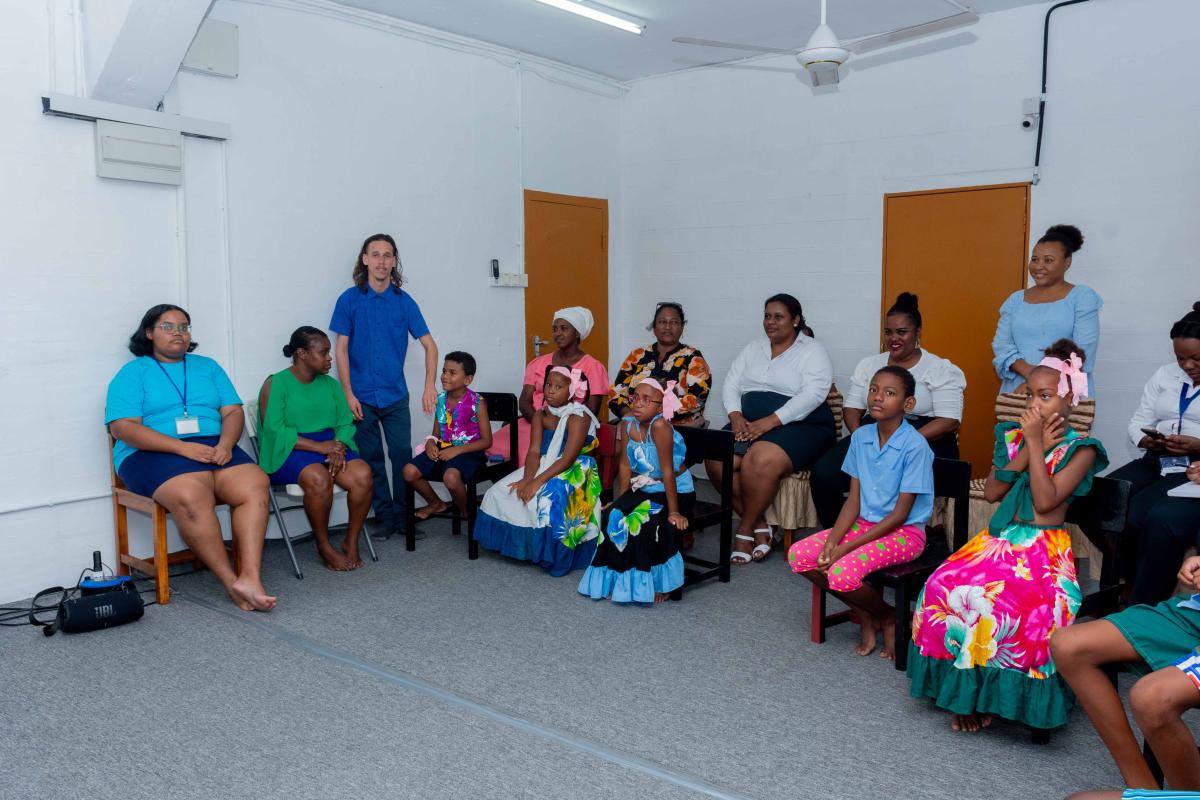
[1034,0,1093,183]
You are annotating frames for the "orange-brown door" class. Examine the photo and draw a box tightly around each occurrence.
[882,183,1030,477]
[523,190,609,371]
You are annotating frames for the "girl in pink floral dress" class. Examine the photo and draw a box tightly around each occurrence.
[907,339,1108,733]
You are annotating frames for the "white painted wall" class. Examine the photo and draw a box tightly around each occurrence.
[0,0,620,602]
[618,0,1200,472]
[5,0,1196,603]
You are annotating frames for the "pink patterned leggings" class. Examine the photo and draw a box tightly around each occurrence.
[787,517,926,593]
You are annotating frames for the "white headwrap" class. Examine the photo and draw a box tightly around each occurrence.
[553,306,594,341]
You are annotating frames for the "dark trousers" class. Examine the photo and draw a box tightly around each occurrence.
[355,397,412,530]
[1110,451,1200,605]
[810,420,959,529]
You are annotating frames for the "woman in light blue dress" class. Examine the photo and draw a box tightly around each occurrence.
[992,224,1102,393]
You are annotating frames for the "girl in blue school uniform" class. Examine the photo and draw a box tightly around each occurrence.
[788,366,935,660]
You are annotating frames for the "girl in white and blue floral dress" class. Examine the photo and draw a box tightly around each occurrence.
[579,378,693,604]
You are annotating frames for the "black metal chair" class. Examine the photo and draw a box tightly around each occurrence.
[404,392,519,559]
[669,426,734,599]
[1071,475,1133,619]
[809,457,972,672]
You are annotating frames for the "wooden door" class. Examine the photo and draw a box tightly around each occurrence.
[523,190,609,370]
[882,183,1030,477]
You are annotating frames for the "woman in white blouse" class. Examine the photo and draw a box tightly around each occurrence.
[706,294,835,564]
[1109,302,1200,605]
[810,293,966,528]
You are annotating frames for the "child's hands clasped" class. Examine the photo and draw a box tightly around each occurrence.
[510,478,541,504]
[816,538,839,571]
[425,439,441,460]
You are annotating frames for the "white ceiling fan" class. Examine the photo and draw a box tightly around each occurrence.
[673,0,979,86]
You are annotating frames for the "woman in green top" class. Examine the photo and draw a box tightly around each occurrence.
[258,327,373,571]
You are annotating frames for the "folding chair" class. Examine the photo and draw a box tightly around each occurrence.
[243,400,376,579]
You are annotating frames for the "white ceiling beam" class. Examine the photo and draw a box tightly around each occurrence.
[90,0,214,109]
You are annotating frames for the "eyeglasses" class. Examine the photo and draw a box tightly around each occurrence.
[631,394,663,406]
[156,323,192,334]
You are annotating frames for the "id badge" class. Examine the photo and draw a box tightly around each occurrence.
[175,414,200,435]
[1161,455,1190,475]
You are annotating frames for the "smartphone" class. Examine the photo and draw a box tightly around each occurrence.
[1141,427,1166,440]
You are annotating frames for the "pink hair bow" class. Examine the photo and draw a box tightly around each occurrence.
[640,378,682,421]
[1038,352,1089,401]
[549,366,589,403]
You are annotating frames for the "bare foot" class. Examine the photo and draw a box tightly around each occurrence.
[414,500,449,520]
[654,592,670,604]
[230,577,277,612]
[878,617,897,660]
[950,713,993,733]
[855,617,878,656]
[340,538,364,569]
[319,546,354,572]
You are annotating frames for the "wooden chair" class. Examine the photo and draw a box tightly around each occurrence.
[405,392,519,559]
[809,457,972,672]
[671,426,735,598]
[243,400,377,579]
[108,434,238,605]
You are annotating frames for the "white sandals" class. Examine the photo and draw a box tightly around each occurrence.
[730,534,755,564]
[731,527,776,564]
[751,527,774,561]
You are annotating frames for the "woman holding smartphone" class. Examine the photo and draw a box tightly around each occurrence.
[1110,302,1200,604]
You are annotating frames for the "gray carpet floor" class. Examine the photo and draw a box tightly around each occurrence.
[0,493,1166,800]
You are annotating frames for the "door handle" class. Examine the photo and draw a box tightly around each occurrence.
[533,335,548,357]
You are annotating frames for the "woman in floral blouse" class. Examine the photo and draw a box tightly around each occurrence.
[609,303,711,432]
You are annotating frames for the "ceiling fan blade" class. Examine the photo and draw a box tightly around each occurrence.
[843,11,979,55]
[672,36,797,55]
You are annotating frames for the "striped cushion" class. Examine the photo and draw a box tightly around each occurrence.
[995,393,1095,435]
[969,477,986,500]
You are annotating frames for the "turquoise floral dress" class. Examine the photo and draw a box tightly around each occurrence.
[475,404,603,576]
[907,422,1108,729]
[579,415,695,603]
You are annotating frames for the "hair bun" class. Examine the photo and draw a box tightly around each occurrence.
[282,344,294,358]
[1045,224,1084,253]
[1193,301,1200,314]
[894,292,919,311]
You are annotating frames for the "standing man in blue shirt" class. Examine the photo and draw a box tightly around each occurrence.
[330,233,439,539]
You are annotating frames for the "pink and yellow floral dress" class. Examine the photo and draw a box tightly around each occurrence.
[907,422,1107,729]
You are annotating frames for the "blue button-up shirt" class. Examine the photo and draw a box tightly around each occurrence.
[842,419,935,526]
[329,285,430,409]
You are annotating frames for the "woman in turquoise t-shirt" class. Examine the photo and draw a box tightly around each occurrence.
[105,304,275,612]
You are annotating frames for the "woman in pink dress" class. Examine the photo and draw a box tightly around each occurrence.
[490,306,609,461]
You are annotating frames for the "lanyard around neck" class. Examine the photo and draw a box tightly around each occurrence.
[1180,383,1200,432]
[153,357,188,416]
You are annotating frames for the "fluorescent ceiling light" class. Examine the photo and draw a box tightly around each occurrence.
[532,0,645,35]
